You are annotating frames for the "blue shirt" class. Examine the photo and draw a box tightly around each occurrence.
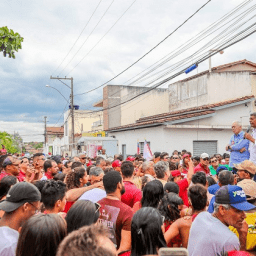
[228,131,250,167]
[208,183,220,195]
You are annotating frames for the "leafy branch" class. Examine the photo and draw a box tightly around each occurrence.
[0,26,23,59]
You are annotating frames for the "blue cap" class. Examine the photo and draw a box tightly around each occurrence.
[216,166,228,175]
[215,185,256,211]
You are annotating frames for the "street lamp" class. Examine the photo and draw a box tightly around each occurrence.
[209,49,224,73]
[45,85,70,103]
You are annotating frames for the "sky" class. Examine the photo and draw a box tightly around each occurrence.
[1,0,256,142]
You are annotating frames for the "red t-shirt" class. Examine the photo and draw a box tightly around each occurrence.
[0,149,7,155]
[177,179,189,207]
[194,163,210,175]
[63,201,75,213]
[97,197,133,249]
[0,171,11,181]
[17,170,25,182]
[121,181,142,208]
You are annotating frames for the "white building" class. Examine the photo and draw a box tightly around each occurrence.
[104,60,256,157]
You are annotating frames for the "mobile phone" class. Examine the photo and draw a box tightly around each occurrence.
[159,248,189,256]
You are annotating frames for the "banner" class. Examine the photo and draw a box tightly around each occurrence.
[143,140,153,161]
[87,144,98,158]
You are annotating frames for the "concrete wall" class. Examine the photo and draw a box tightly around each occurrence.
[64,110,103,136]
[109,102,253,156]
[104,85,169,129]
[109,125,233,156]
[169,72,253,111]
[184,103,252,127]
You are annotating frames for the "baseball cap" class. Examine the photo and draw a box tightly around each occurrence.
[182,154,190,159]
[234,160,256,175]
[200,153,209,159]
[0,182,41,213]
[126,156,135,162]
[2,157,13,168]
[112,160,122,168]
[237,179,256,201]
[216,166,228,175]
[154,152,161,158]
[215,185,256,211]
[171,170,182,177]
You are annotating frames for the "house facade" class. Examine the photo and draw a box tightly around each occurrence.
[104,60,256,157]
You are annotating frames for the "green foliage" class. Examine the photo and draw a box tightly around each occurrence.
[0,131,19,154]
[34,142,43,149]
[0,26,23,59]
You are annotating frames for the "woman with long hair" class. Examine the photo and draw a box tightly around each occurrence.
[158,192,184,247]
[164,184,208,248]
[16,214,67,256]
[133,180,164,212]
[64,167,88,213]
[131,207,166,256]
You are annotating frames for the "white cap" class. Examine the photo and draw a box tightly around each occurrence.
[201,153,209,159]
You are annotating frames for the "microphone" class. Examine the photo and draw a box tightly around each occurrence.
[244,125,251,140]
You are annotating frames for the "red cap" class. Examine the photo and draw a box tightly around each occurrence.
[126,156,135,162]
[182,154,190,159]
[171,170,182,177]
[112,160,122,168]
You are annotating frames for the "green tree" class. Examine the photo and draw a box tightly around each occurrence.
[34,142,43,149]
[0,131,19,153]
[0,26,23,59]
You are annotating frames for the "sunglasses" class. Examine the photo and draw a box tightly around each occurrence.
[211,160,217,163]
[95,202,101,213]
[81,157,86,160]
[172,157,179,160]
[203,158,209,161]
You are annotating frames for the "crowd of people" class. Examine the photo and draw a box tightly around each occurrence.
[1,115,256,255]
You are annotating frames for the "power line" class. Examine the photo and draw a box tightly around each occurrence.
[52,0,103,75]
[76,22,256,115]
[66,0,137,76]
[123,0,253,86]
[59,0,115,76]
[74,0,212,96]
[77,0,255,108]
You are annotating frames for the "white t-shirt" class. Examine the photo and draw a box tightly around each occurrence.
[0,226,19,256]
[188,212,240,256]
[78,188,106,203]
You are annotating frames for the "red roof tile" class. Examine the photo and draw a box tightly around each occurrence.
[46,127,64,135]
[106,95,254,132]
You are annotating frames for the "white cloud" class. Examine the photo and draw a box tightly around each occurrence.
[1,0,256,141]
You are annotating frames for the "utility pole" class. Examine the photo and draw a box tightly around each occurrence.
[44,116,47,145]
[50,76,74,154]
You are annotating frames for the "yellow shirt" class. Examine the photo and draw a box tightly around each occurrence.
[229,212,256,250]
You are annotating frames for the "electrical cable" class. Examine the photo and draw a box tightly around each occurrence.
[52,0,103,75]
[73,0,212,96]
[123,0,253,86]
[66,0,137,76]
[77,1,256,109]
[75,22,256,115]
[59,0,115,76]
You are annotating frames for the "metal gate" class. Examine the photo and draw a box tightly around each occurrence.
[193,140,217,157]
